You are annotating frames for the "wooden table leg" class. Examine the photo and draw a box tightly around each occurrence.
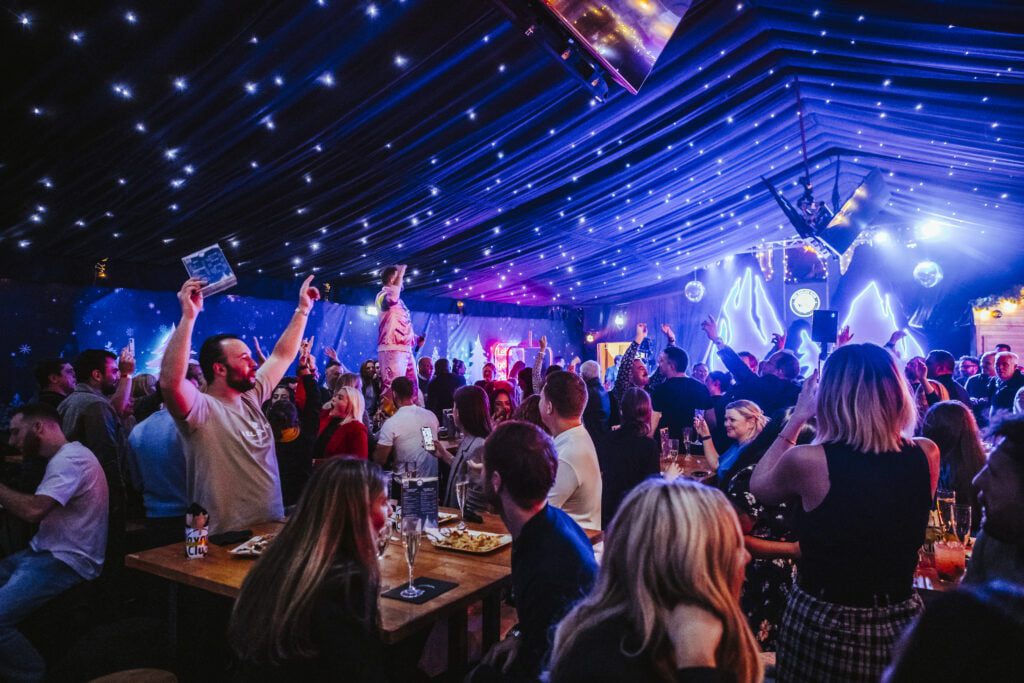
[482,593,502,653]
[447,607,469,681]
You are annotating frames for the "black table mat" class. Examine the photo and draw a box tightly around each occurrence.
[381,577,458,604]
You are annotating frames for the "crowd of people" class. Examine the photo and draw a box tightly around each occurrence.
[2,264,1023,681]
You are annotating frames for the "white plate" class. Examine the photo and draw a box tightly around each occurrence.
[229,534,276,557]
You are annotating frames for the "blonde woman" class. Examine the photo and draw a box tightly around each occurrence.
[549,479,763,683]
[750,343,940,683]
[694,400,768,481]
[315,385,368,460]
[229,458,390,678]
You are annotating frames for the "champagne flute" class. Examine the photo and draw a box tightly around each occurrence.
[455,465,470,531]
[936,488,956,534]
[400,515,424,599]
[953,504,972,544]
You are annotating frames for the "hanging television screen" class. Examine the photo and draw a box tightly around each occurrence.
[540,0,691,94]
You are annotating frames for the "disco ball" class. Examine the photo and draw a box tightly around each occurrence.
[684,280,706,303]
[912,260,944,288]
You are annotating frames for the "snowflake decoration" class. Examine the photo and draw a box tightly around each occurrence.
[19,344,31,354]
[125,328,134,337]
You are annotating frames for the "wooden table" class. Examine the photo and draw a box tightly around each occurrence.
[126,508,601,678]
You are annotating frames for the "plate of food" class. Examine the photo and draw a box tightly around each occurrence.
[229,534,276,557]
[438,511,460,525]
[428,529,511,554]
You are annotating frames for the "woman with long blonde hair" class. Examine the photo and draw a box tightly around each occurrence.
[229,458,390,679]
[750,343,940,682]
[549,478,763,683]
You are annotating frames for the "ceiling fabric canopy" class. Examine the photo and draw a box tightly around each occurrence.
[3,0,1021,306]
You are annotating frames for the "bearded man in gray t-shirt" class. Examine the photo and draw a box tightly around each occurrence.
[160,276,320,535]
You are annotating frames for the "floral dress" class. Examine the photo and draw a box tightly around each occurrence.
[725,463,798,651]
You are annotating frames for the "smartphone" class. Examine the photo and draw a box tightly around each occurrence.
[128,337,136,356]
[421,426,435,452]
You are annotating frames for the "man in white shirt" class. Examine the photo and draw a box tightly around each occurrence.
[1,403,109,681]
[373,377,440,477]
[539,371,602,529]
[160,276,320,535]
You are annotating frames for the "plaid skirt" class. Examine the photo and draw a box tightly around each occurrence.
[776,584,923,683]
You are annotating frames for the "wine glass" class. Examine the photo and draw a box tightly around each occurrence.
[681,427,694,455]
[953,504,972,544]
[400,515,424,599]
[455,465,470,531]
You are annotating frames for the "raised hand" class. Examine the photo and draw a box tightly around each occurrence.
[634,323,648,344]
[298,275,320,313]
[693,415,711,438]
[700,315,720,342]
[539,335,548,351]
[178,278,205,320]
[252,337,267,365]
[324,346,338,362]
[837,326,854,347]
[770,332,786,350]
[792,368,819,422]
[888,330,907,347]
[118,346,136,376]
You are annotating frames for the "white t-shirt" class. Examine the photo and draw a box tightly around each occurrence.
[175,372,284,535]
[549,424,603,530]
[31,442,109,580]
[377,405,440,477]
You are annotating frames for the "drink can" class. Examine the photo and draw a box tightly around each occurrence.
[185,503,209,559]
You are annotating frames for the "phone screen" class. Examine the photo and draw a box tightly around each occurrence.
[421,426,435,451]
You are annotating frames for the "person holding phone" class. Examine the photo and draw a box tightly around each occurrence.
[372,377,440,477]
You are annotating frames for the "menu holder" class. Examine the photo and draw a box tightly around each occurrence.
[400,475,440,529]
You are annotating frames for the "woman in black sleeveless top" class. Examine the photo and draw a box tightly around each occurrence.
[750,343,939,683]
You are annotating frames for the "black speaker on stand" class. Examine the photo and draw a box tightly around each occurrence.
[812,309,839,366]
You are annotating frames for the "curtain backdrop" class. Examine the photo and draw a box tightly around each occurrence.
[0,280,582,414]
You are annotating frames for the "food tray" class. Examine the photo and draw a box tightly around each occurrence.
[429,529,512,554]
[229,534,276,557]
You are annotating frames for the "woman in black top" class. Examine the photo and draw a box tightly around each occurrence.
[751,344,940,683]
[229,459,391,681]
[550,479,763,683]
[595,387,660,529]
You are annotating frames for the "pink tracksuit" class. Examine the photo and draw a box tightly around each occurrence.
[376,284,417,399]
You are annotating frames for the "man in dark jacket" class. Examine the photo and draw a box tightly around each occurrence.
[470,421,597,682]
[990,352,1024,417]
[31,358,76,410]
[425,358,463,422]
[579,361,609,440]
[700,315,801,419]
[926,350,972,405]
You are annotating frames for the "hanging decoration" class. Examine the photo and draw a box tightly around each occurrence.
[912,260,944,288]
[684,278,705,303]
[755,245,774,282]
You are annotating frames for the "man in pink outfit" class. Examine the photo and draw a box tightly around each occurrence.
[376,264,420,402]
